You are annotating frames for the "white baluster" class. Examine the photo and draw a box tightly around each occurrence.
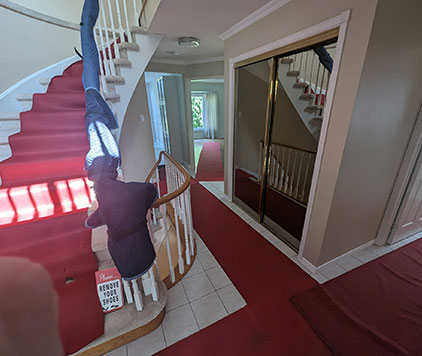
[122,279,133,304]
[162,204,176,283]
[114,0,125,42]
[149,266,159,302]
[284,148,291,193]
[122,0,133,42]
[96,22,111,77]
[279,146,285,190]
[107,0,120,59]
[302,153,312,201]
[289,150,297,196]
[171,167,184,275]
[94,28,108,91]
[304,51,309,85]
[308,52,315,94]
[314,63,321,105]
[258,141,263,180]
[319,69,326,108]
[186,186,195,255]
[131,279,143,311]
[295,152,304,200]
[100,0,116,76]
[298,52,303,78]
[133,0,139,26]
[178,172,191,265]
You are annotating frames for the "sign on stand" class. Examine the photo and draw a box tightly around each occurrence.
[95,267,124,313]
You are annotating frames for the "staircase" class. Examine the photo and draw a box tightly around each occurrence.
[278,46,335,140]
[0,1,168,355]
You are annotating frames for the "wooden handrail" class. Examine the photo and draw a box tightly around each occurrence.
[146,151,191,208]
[260,140,316,155]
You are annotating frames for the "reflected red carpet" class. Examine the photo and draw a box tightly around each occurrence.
[0,61,103,354]
[195,142,224,181]
[291,238,422,356]
[156,182,332,356]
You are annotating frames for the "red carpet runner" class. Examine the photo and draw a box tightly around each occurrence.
[157,182,332,355]
[0,61,104,354]
[195,142,224,181]
[291,238,422,356]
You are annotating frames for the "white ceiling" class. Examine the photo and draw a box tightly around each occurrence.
[149,0,272,62]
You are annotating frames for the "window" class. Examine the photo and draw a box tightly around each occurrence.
[191,95,206,130]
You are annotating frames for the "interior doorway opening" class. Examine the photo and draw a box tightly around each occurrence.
[233,39,337,250]
[189,78,225,174]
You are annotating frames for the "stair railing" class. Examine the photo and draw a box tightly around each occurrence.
[146,151,194,283]
[286,46,334,118]
[94,0,146,93]
[260,140,316,205]
[121,151,194,311]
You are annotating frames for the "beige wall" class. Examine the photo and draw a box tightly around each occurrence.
[0,7,80,93]
[224,0,380,266]
[119,74,156,182]
[9,0,83,23]
[315,0,422,264]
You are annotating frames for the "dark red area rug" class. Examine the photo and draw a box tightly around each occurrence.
[156,182,332,355]
[291,238,422,356]
[195,142,224,181]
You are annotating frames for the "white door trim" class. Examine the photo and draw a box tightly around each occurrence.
[375,103,422,246]
[226,10,351,260]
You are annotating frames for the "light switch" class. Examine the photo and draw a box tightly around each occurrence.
[139,114,145,122]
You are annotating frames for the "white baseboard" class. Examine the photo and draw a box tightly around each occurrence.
[299,239,375,274]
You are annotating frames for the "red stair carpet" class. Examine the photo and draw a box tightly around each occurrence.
[195,142,224,181]
[157,182,332,356]
[291,238,422,356]
[0,61,104,354]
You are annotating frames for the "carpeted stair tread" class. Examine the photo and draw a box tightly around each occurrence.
[20,110,86,132]
[31,92,85,112]
[47,76,84,93]
[8,131,88,154]
[61,61,84,78]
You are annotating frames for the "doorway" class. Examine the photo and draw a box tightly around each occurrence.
[189,78,225,175]
[233,40,337,250]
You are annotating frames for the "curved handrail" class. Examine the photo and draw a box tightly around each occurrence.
[146,151,191,208]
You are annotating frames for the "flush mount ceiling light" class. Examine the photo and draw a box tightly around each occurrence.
[177,36,200,48]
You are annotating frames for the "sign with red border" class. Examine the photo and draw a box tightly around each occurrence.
[95,267,124,313]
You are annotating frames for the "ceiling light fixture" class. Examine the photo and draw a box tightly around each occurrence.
[177,36,200,48]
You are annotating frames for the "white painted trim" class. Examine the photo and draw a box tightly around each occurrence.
[0,0,79,31]
[226,10,351,260]
[150,56,224,66]
[219,0,291,41]
[231,10,350,65]
[299,13,350,260]
[300,239,374,274]
[375,104,422,246]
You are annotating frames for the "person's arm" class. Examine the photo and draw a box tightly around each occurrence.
[85,207,105,228]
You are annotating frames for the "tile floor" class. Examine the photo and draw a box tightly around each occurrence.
[104,229,246,356]
[199,180,422,285]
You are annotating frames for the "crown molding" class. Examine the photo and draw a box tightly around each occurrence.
[150,56,224,66]
[219,0,291,41]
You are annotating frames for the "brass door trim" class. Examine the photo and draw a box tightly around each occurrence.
[234,27,339,69]
[258,58,279,221]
